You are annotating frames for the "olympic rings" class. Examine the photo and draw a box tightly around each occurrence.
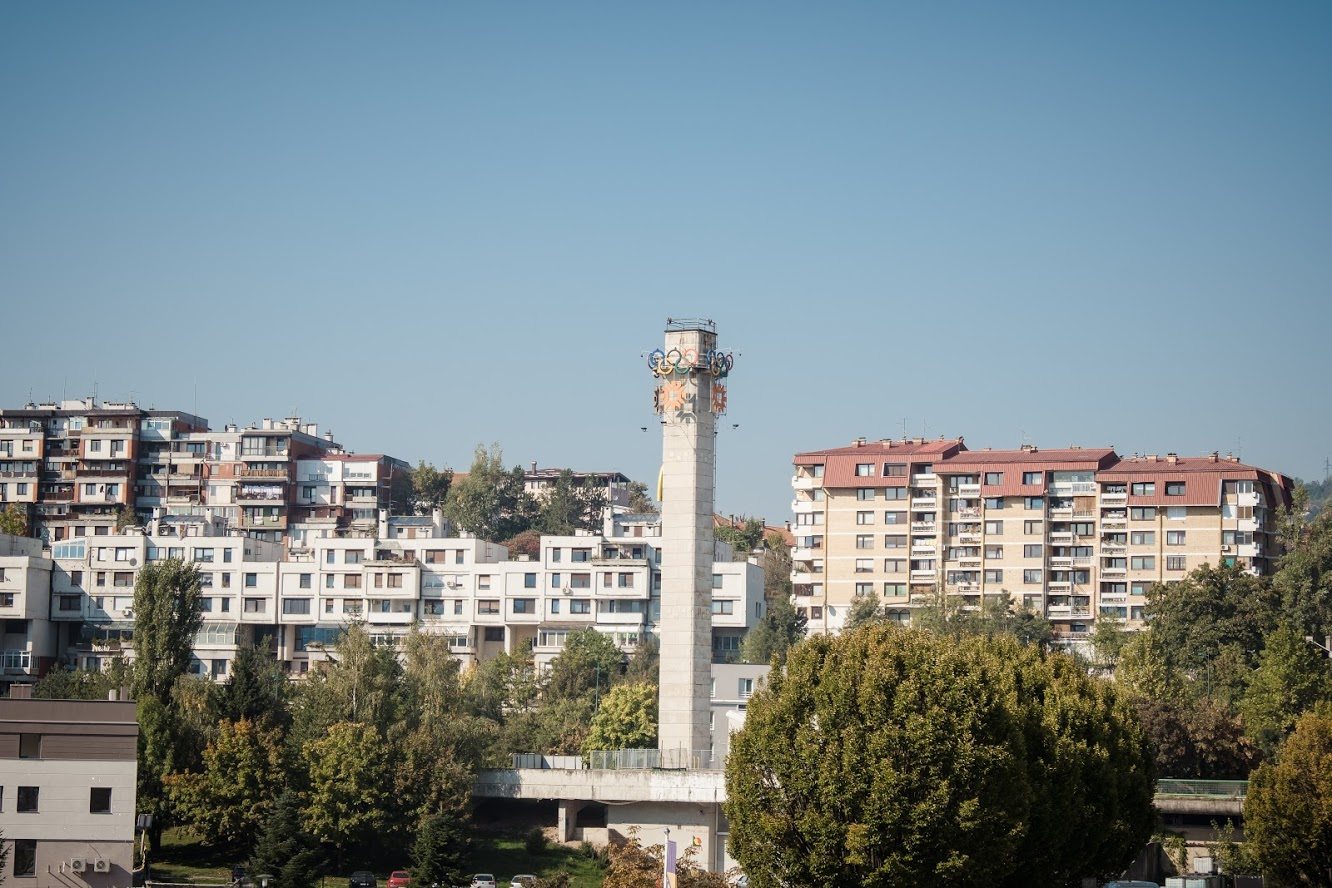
[646,346,737,378]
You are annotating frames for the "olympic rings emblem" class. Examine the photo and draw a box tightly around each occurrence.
[646,346,737,378]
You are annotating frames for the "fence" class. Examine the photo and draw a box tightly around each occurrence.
[1155,779,1248,799]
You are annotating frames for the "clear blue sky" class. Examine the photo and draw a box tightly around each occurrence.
[3,2,1329,524]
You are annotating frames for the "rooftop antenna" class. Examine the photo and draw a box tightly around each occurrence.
[1324,456,1330,481]
[901,417,908,439]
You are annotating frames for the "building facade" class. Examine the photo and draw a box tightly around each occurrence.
[0,696,138,888]
[792,438,1293,644]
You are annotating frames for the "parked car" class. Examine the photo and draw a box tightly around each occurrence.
[387,872,411,888]
[509,877,536,888]
[469,877,497,888]
[349,872,377,888]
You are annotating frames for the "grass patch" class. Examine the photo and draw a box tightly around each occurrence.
[150,828,604,888]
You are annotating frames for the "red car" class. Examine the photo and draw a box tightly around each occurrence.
[387,871,411,888]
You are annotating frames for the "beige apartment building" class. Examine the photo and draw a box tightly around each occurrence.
[791,438,1293,645]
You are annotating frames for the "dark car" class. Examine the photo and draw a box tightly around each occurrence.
[349,872,377,888]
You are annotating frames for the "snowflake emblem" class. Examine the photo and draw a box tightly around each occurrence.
[660,380,688,412]
[711,384,728,414]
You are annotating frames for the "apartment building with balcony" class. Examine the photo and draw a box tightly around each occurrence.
[523,466,633,512]
[791,437,1293,646]
[0,695,138,888]
[33,509,762,680]
[0,535,55,689]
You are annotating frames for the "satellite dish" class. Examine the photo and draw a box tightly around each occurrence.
[129,558,138,566]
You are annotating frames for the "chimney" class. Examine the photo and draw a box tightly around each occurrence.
[1147,454,1158,463]
[324,431,334,442]
[261,417,272,430]
[531,461,538,473]
[1228,454,1240,463]
[1209,451,1219,463]
[1166,453,1178,464]
[1020,444,1037,453]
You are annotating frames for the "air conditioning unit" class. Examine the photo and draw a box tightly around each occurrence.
[69,858,87,873]
[562,586,573,595]
[93,859,110,873]
[1221,545,1233,552]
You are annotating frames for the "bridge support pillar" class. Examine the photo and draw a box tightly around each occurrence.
[558,799,586,842]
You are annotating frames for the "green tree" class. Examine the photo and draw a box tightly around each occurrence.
[1244,707,1332,885]
[1274,495,1332,642]
[536,469,605,536]
[622,635,660,685]
[167,718,286,850]
[401,630,465,728]
[842,593,884,633]
[1144,563,1279,674]
[582,682,657,753]
[601,831,727,888]
[411,809,470,888]
[503,528,542,559]
[114,506,137,531]
[0,503,28,537]
[625,480,657,516]
[444,444,537,542]
[409,461,454,515]
[543,628,623,702]
[500,696,597,756]
[248,790,324,888]
[33,662,127,700]
[1132,697,1260,779]
[1240,623,1332,753]
[289,625,402,749]
[462,648,539,721]
[725,626,1154,887]
[1115,630,1184,702]
[131,559,204,702]
[218,641,288,726]
[715,518,765,560]
[760,532,793,602]
[1091,616,1129,668]
[301,721,394,865]
[740,596,806,666]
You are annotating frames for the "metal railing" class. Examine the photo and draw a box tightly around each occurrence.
[1155,779,1248,799]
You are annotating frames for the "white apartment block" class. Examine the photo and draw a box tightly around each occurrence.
[792,438,1294,647]
[0,696,138,888]
[1,509,763,687]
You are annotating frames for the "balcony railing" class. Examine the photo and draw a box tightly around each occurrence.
[238,468,287,478]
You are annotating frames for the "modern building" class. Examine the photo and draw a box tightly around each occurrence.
[0,694,139,888]
[0,535,55,690]
[523,466,633,513]
[0,400,405,546]
[791,438,1294,644]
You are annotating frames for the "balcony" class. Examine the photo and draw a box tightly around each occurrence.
[791,474,819,491]
[1051,557,1073,568]
[1,650,33,673]
[953,483,981,497]
[1101,566,1126,577]
[791,546,817,561]
[911,492,938,506]
[958,532,982,544]
[238,468,287,479]
[241,515,288,530]
[910,569,938,581]
[1072,556,1095,568]
[790,570,815,585]
[790,498,816,512]
[348,494,380,504]
[1050,481,1098,496]
[1050,531,1073,543]
[1101,491,1128,505]
[911,521,937,534]
[910,546,937,559]
[911,472,938,484]
[955,506,982,519]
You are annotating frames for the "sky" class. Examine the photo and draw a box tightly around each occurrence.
[2,1,1329,524]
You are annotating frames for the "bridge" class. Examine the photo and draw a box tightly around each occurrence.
[1153,779,1247,817]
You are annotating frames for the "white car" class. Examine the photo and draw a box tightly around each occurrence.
[469,877,497,888]
[509,878,536,888]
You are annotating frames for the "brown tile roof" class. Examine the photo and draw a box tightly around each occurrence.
[794,438,964,463]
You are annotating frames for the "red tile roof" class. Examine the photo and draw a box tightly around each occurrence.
[795,439,965,487]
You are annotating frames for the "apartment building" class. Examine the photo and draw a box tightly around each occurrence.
[792,438,1293,645]
[0,535,55,689]
[523,466,633,512]
[0,400,405,546]
[0,695,138,888]
[32,509,762,680]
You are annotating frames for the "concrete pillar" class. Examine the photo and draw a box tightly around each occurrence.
[654,321,723,765]
[557,799,586,842]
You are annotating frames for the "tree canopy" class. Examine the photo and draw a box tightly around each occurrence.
[444,444,537,542]
[725,625,1154,888]
[1244,707,1332,885]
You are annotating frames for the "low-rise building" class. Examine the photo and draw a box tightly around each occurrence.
[0,694,138,888]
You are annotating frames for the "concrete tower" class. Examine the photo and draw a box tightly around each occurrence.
[651,319,733,766]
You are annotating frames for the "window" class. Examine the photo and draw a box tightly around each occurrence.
[112,572,132,587]
[984,520,1003,534]
[244,573,257,588]
[1130,531,1155,545]
[1130,556,1156,570]
[883,487,907,501]
[883,559,905,573]
[511,599,536,614]
[549,599,560,615]
[1131,482,1156,496]
[856,511,874,525]
[739,678,755,699]
[883,463,907,477]
[13,840,35,877]
[325,574,335,589]
[1022,471,1042,485]
[855,463,874,477]
[194,548,214,563]
[523,572,537,588]
[855,558,873,574]
[883,535,906,549]
[1167,506,1187,520]
[882,511,905,525]
[282,599,311,615]
[984,545,1003,559]
[1165,482,1185,496]
[855,534,874,550]
[17,786,38,812]
[570,599,591,614]
[345,551,363,565]
[856,488,875,501]
[1130,507,1157,520]
[1023,544,1043,558]
[325,550,336,565]
[883,583,907,597]
[477,600,500,615]
[1166,555,1187,571]
[19,734,40,759]
[984,569,1003,583]
[344,574,361,589]
[984,497,1004,509]
[58,595,80,611]
[1024,569,1043,584]
[299,573,312,589]
[1024,520,1043,534]
[1024,497,1043,510]
[243,598,266,613]
[984,472,1003,485]
[711,600,735,614]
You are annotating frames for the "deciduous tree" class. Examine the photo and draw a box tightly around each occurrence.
[536,469,605,536]
[740,596,806,666]
[1240,623,1332,753]
[301,722,394,864]
[409,461,453,515]
[543,628,623,702]
[167,718,286,850]
[131,559,204,702]
[444,444,536,542]
[1144,563,1279,675]
[0,503,28,537]
[582,682,657,754]
[1244,707,1332,885]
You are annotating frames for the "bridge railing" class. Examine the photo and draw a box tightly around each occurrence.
[1155,779,1248,798]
